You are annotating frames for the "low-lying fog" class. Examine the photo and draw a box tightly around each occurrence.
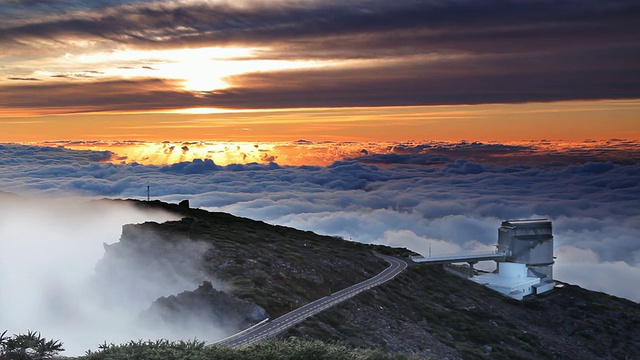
[0,197,226,355]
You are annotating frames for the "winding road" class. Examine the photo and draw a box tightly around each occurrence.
[216,254,408,347]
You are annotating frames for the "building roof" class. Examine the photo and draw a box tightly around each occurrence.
[502,219,551,227]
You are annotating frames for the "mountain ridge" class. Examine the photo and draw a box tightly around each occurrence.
[98,199,639,359]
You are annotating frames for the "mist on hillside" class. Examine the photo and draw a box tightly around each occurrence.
[0,197,228,355]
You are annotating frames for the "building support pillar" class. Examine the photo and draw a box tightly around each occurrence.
[467,261,477,277]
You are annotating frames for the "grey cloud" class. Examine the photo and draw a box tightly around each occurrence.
[3,1,638,54]
[0,78,204,113]
[8,77,41,81]
[0,143,113,164]
[160,158,221,174]
[1,1,638,109]
[205,52,640,108]
[352,153,453,166]
[350,141,538,167]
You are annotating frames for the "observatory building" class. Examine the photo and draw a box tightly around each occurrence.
[470,219,556,300]
[412,219,556,300]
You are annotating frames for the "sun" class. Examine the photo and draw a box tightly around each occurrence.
[51,46,336,93]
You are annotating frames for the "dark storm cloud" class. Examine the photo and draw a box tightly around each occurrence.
[1,0,639,109]
[0,78,204,112]
[7,77,40,81]
[2,54,637,113]
[205,52,640,108]
[2,0,638,54]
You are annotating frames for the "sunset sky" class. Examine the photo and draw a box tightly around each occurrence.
[1,0,639,144]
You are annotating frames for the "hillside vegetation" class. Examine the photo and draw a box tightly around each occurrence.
[79,339,419,360]
[113,200,640,359]
[107,199,411,320]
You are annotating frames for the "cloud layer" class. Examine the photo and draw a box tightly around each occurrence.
[1,142,639,303]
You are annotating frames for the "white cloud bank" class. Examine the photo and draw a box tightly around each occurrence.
[1,143,639,307]
[0,197,231,355]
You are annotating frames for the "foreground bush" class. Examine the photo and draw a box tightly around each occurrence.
[0,330,64,360]
[80,339,419,360]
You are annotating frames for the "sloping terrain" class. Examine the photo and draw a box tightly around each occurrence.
[286,265,640,359]
[140,281,268,334]
[100,200,639,359]
[96,199,408,335]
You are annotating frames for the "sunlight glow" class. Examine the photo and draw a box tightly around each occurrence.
[49,46,335,92]
[165,108,247,115]
[55,138,640,168]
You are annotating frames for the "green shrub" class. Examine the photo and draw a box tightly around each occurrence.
[79,339,420,360]
[0,330,64,360]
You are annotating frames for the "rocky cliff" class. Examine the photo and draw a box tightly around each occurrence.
[140,281,268,334]
[92,199,402,338]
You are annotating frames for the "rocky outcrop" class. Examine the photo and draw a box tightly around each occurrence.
[90,217,269,337]
[140,281,268,332]
[91,222,212,312]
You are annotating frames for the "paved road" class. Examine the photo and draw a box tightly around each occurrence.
[216,254,408,347]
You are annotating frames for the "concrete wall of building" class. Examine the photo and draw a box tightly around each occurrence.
[499,262,527,279]
[528,265,553,279]
[533,281,556,295]
[498,219,554,266]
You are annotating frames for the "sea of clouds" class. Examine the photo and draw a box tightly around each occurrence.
[1,142,639,309]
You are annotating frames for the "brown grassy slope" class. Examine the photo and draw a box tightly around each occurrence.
[286,265,640,360]
[113,199,640,359]
[119,199,413,318]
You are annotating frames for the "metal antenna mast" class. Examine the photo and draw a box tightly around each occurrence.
[147,181,150,201]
